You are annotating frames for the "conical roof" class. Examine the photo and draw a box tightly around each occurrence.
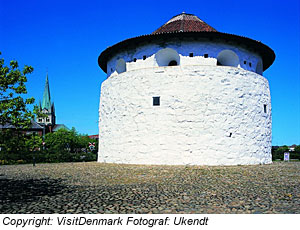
[152,13,217,34]
[42,74,51,111]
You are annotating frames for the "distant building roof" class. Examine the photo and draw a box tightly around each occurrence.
[88,135,99,139]
[30,120,44,129]
[52,124,69,132]
[0,120,44,130]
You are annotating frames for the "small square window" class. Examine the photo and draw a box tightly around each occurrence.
[244,61,247,64]
[46,118,50,122]
[249,62,252,67]
[38,118,42,122]
[153,97,160,106]
[189,53,193,57]
[264,104,267,113]
[204,54,208,58]
[133,58,137,62]
[143,55,146,60]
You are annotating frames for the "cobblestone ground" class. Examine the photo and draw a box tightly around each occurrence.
[0,162,299,214]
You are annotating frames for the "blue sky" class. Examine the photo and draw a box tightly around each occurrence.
[0,0,299,145]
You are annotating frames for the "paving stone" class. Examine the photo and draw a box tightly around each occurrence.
[0,162,299,214]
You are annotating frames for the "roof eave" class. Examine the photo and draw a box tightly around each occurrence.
[98,31,275,73]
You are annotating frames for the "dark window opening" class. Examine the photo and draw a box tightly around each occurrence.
[153,97,160,106]
[229,133,232,137]
[133,58,137,62]
[217,60,221,66]
[249,62,252,67]
[168,60,178,66]
[46,118,50,122]
[204,54,208,58]
[189,53,193,57]
[143,55,146,60]
[244,61,247,64]
[38,118,42,122]
[264,104,267,113]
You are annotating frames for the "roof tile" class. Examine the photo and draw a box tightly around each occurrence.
[152,13,217,34]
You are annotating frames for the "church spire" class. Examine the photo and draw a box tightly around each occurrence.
[36,72,57,130]
[42,74,51,112]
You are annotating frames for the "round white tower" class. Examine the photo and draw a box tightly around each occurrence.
[97,13,275,165]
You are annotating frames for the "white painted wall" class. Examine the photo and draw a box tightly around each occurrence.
[98,65,272,165]
[106,41,263,77]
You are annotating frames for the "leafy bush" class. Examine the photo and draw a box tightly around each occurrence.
[0,128,98,164]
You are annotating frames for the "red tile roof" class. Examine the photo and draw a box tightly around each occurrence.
[152,13,217,34]
[88,135,99,139]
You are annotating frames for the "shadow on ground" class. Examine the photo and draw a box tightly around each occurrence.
[0,178,67,206]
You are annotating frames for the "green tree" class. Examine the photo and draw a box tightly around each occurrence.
[43,128,97,163]
[0,130,26,163]
[272,146,289,161]
[291,145,300,160]
[0,52,46,164]
[0,130,42,164]
[0,51,37,129]
[44,129,73,162]
[294,145,300,153]
[25,134,42,152]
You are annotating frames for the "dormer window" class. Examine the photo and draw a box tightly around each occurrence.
[143,55,146,60]
[204,54,208,58]
[217,50,239,67]
[189,53,193,57]
[133,58,137,62]
[155,48,180,67]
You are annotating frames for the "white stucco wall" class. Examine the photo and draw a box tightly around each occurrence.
[98,65,272,165]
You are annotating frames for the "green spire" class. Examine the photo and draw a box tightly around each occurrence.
[42,74,51,112]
